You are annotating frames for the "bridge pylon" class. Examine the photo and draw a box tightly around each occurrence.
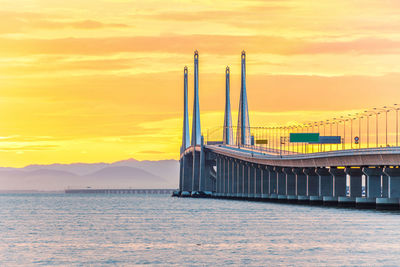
[191,50,201,146]
[181,66,190,152]
[223,66,233,145]
[236,50,251,146]
[179,66,190,192]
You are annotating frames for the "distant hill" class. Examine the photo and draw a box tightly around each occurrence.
[0,159,179,191]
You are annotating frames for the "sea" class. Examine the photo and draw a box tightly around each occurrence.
[1,193,400,266]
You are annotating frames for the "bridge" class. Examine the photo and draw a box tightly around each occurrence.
[66,188,174,194]
[175,50,400,210]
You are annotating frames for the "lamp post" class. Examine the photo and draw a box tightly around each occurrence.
[333,118,339,150]
[337,116,348,150]
[326,120,331,151]
[364,113,373,148]
[375,107,390,147]
[383,105,400,147]
[348,113,358,149]
[358,115,363,149]
[372,108,383,148]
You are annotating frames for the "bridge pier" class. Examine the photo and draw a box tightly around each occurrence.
[203,158,214,193]
[329,167,346,205]
[248,164,255,198]
[267,166,278,200]
[223,157,228,197]
[262,166,269,199]
[233,161,239,198]
[191,150,201,194]
[293,168,308,203]
[316,168,336,206]
[182,154,193,195]
[304,168,322,205]
[237,162,244,197]
[361,167,382,209]
[218,157,223,197]
[198,139,206,193]
[242,163,249,198]
[227,159,233,198]
[230,159,236,198]
[344,167,363,207]
[379,167,400,209]
[283,167,296,202]
[275,167,287,202]
[221,157,226,197]
[382,174,389,198]
[231,160,237,198]
[179,158,183,192]
[255,166,262,199]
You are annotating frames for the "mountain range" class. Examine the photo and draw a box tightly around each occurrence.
[0,159,179,191]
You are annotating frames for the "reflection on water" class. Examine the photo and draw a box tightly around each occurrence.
[1,193,400,265]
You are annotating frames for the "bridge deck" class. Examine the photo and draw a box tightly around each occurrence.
[205,145,400,167]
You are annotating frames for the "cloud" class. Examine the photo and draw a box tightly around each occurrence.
[33,19,130,30]
[1,35,399,56]
[0,145,59,151]
[0,11,129,34]
[136,150,167,154]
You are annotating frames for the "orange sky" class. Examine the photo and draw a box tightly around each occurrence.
[1,0,400,167]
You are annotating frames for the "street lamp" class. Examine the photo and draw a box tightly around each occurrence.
[363,112,374,148]
[336,116,348,150]
[383,105,400,147]
[348,113,358,149]
[372,108,384,147]
[358,114,363,149]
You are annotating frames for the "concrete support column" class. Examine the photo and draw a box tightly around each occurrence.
[204,160,213,193]
[293,168,308,202]
[219,157,224,196]
[226,158,232,197]
[275,166,286,201]
[382,174,388,198]
[232,161,237,197]
[380,167,400,209]
[283,167,296,202]
[183,154,193,193]
[192,151,200,193]
[207,161,215,193]
[179,158,183,192]
[255,166,262,198]
[329,167,346,198]
[243,163,249,198]
[341,167,362,207]
[262,167,269,199]
[224,158,229,197]
[267,166,278,200]
[316,168,333,197]
[346,167,363,197]
[214,157,219,196]
[248,164,255,198]
[238,162,244,197]
[360,167,382,208]
[218,157,224,196]
[316,168,336,205]
[304,167,321,204]
[198,145,206,193]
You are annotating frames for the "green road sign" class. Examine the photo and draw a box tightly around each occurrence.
[290,133,319,143]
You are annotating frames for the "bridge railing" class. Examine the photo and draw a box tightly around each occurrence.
[206,123,400,155]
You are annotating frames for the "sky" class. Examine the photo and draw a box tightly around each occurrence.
[1,0,400,167]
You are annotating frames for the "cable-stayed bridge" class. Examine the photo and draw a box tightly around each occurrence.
[175,50,400,210]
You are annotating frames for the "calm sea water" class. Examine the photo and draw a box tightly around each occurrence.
[1,193,400,266]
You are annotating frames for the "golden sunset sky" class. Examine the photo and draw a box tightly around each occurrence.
[1,0,400,167]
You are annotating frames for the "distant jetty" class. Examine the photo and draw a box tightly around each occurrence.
[65,189,175,194]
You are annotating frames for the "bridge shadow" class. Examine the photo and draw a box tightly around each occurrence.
[189,196,400,215]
